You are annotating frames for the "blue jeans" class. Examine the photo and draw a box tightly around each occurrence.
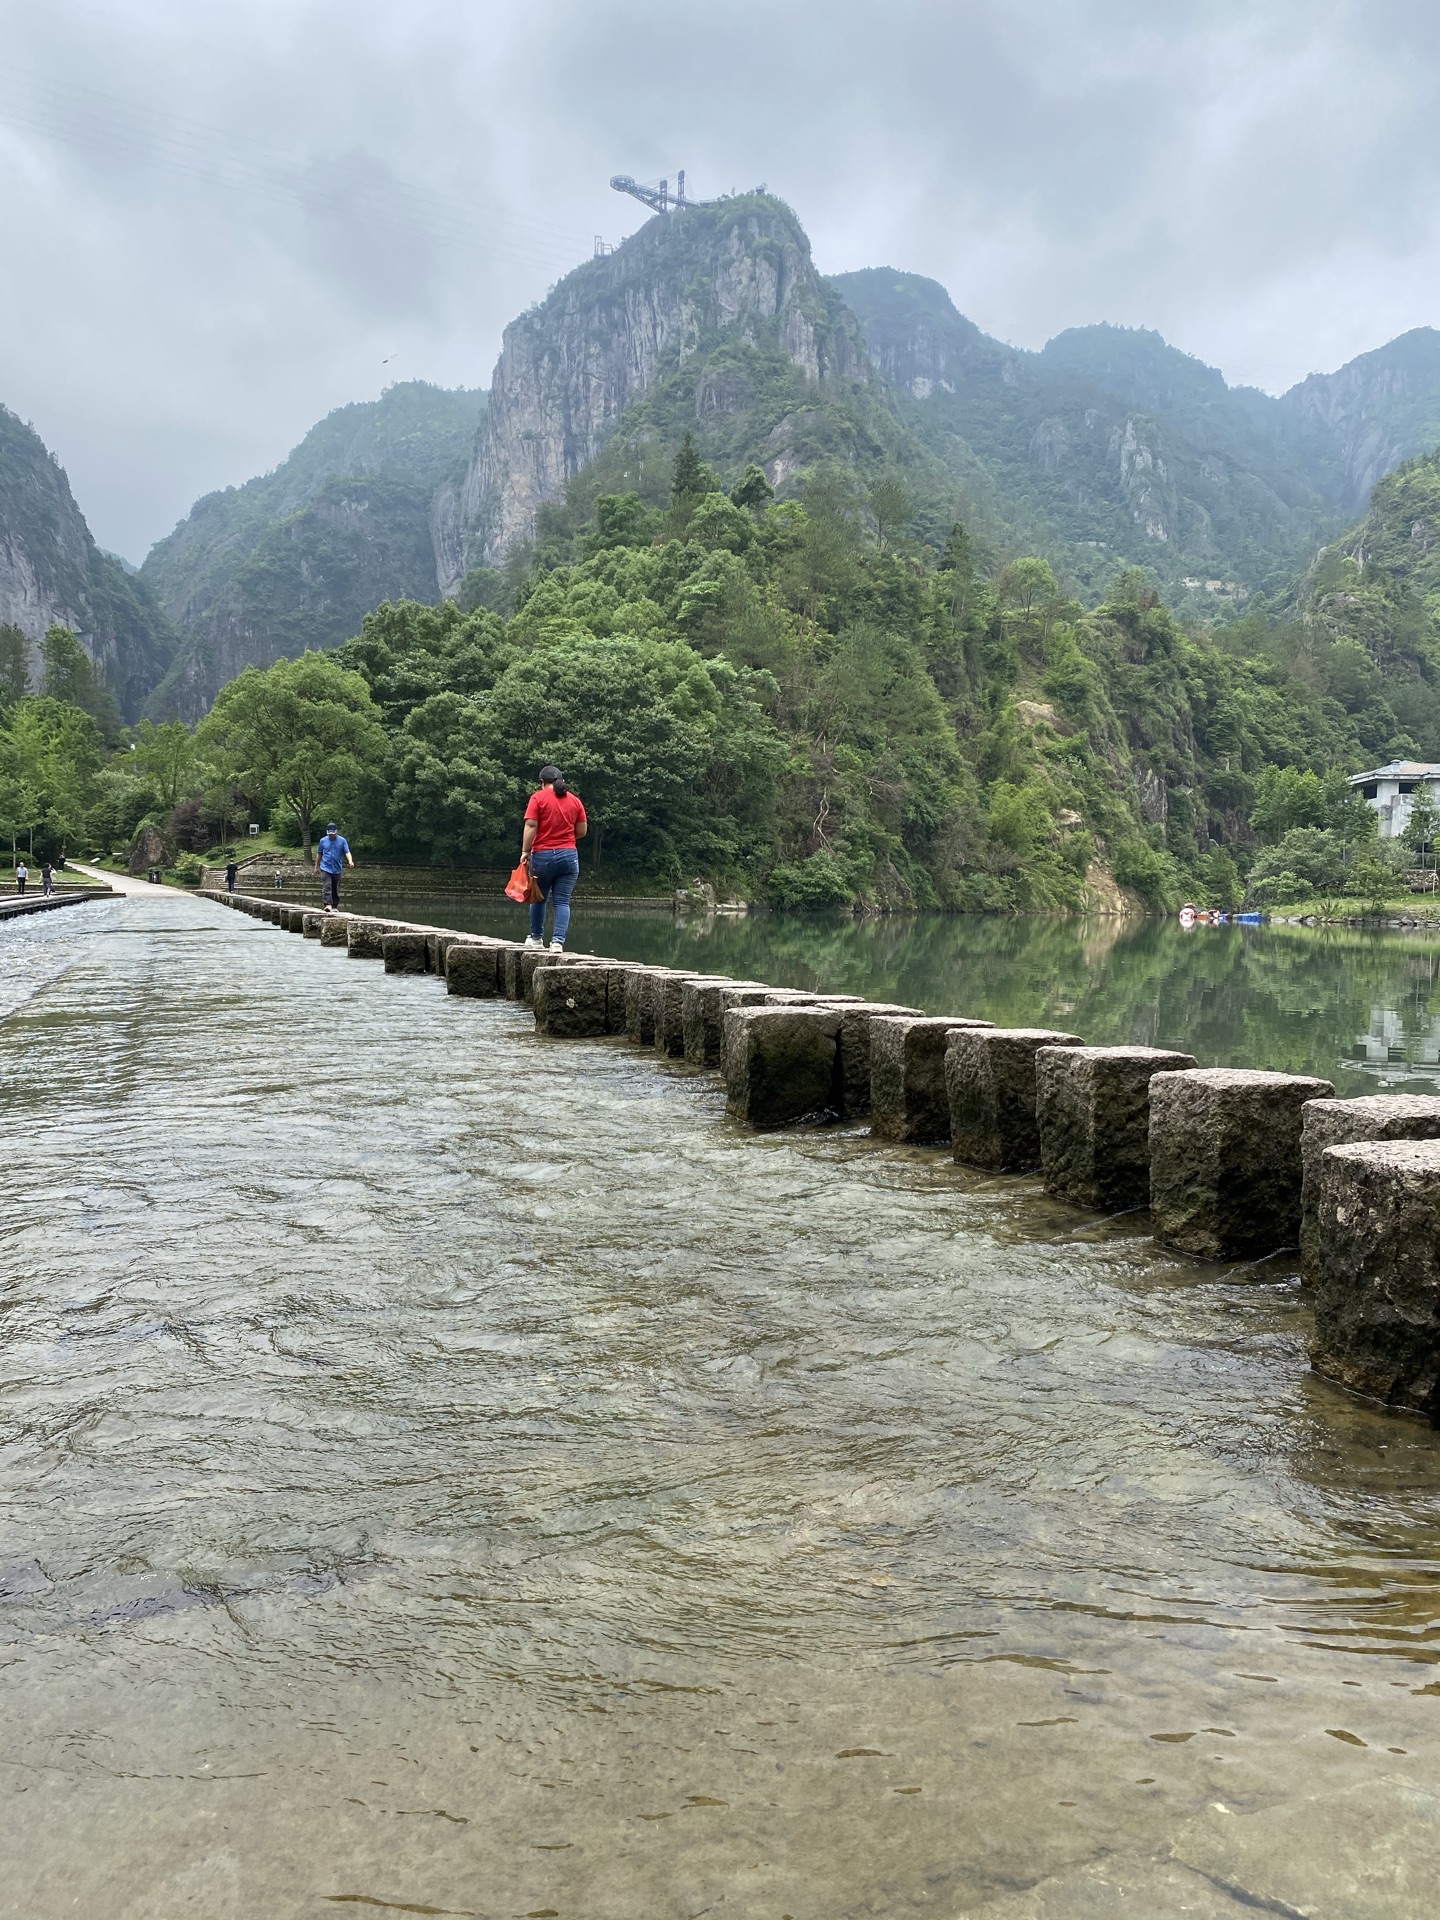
[529,847,580,944]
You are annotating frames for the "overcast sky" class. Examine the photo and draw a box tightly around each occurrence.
[3,0,1437,561]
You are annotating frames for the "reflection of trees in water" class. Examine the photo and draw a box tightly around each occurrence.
[389,895,1440,1092]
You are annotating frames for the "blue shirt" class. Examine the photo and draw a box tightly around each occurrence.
[317,834,350,874]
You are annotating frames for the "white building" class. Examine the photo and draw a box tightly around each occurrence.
[1349,762,1440,840]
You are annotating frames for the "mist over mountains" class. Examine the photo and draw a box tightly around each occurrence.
[3,190,1440,724]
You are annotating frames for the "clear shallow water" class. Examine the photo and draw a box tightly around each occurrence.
[3,896,1440,1918]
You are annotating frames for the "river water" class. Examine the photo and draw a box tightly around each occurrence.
[3,894,1440,1918]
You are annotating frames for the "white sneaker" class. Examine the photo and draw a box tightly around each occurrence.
[550,940,564,953]
[523,935,544,950]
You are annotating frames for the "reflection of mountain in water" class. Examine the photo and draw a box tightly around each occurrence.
[1350,1006,1440,1086]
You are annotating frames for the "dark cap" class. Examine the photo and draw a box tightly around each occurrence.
[537,765,563,785]
[326,822,338,832]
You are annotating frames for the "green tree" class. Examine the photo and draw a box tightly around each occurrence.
[39,625,120,737]
[867,474,913,553]
[670,432,720,505]
[730,464,774,514]
[0,624,29,707]
[196,652,386,859]
[132,718,197,811]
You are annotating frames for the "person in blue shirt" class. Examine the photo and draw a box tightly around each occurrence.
[314,823,354,910]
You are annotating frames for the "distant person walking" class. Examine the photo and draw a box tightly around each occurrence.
[41,861,53,897]
[315,823,354,911]
[225,860,238,895]
[15,860,27,896]
[521,765,586,952]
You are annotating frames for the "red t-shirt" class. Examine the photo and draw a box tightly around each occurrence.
[525,787,587,852]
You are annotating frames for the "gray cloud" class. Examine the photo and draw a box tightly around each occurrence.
[1,0,1435,559]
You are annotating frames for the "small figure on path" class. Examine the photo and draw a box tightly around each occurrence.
[314,823,354,912]
[15,859,27,896]
[520,764,586,952]
[41,861,53,897]
[225,859,238,894]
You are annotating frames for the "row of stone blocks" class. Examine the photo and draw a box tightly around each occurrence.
[205,890,1440,1422]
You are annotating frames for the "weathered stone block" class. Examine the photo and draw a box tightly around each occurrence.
[302,913,324,938]
[947,1028,1087,1171]
[347,917,394,960]
[654,973,729,1057]
[716,986,783,1071]
[1149,1067,1335,1259]
[319,914,351,947]
[427,930,463,972]
[533,962,610,1037]
[682,978,764,1066]
[835,1003,925,1119]
[287,907,310,932]
[625,967,678,1045]
[724,1006,844,1128]
[382,932,429,974]
[1311,1139,1440,1419]
[1035,1044,1197,1208]
[869,1015,995,1143]
[446,942,503,997]
[1300,1096,1440,1282]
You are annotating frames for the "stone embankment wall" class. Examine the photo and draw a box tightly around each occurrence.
[202,889,1440,1428]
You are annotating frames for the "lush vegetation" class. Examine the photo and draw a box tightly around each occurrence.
[8,426,1439,914]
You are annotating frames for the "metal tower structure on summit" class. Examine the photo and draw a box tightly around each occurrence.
[609,169,712,215]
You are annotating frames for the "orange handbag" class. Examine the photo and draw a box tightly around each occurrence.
[505,860,543,904]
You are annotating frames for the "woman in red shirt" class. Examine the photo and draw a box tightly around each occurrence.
[520,764,588,951]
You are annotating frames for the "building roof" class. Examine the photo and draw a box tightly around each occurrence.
[1348,762,1440,785]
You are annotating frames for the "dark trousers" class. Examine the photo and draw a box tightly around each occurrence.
[322,871,342,908]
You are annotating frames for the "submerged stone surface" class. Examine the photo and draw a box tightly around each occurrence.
[1299,1095,1440,1282]
[724,1005,844,1128]
[869,1015,994,1143]
[533,963,610,1037]
[1036,1044,1197,1208]
[947,1028,1086,1172]
[382,932,429,974]
[446,943,504,997]
[1149,1067,1334,1260]
[1311,1139,1440,1419]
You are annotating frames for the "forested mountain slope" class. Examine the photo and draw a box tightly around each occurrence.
[0,404,176,720]
[834,270,1440,618]
[141,382,484,718]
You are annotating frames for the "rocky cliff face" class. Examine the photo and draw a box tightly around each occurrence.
[0,403,175,717]
[141,382,484,714]
[1280,328,1440,509]
[460,195,872,566]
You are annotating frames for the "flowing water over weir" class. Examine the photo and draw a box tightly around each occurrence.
[4,892,1440,1917]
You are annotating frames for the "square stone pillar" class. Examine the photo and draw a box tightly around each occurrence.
[654,972,724,1057]
[624,967,680,1045]
[724,1006,845,1128]
[1311,1139,1440,1419]
[319,914,352,947]
[302,913,324,938]
[533,962,611,1037]
[682,979,765,1066]
[947,1027,1087,1171]
[1149,1067,1335,1259]
[382,932,429,974]
[427,930,472,973]
[346,918,396,960]
[870,1015,994,1143]
[716,987,785,1071]
[835,1004,924,1120]
[1036,1044,1197,1207]
[1299,1095,1440,1281]
[445,943,503,997]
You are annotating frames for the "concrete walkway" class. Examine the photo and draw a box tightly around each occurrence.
[68,862,178,898]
